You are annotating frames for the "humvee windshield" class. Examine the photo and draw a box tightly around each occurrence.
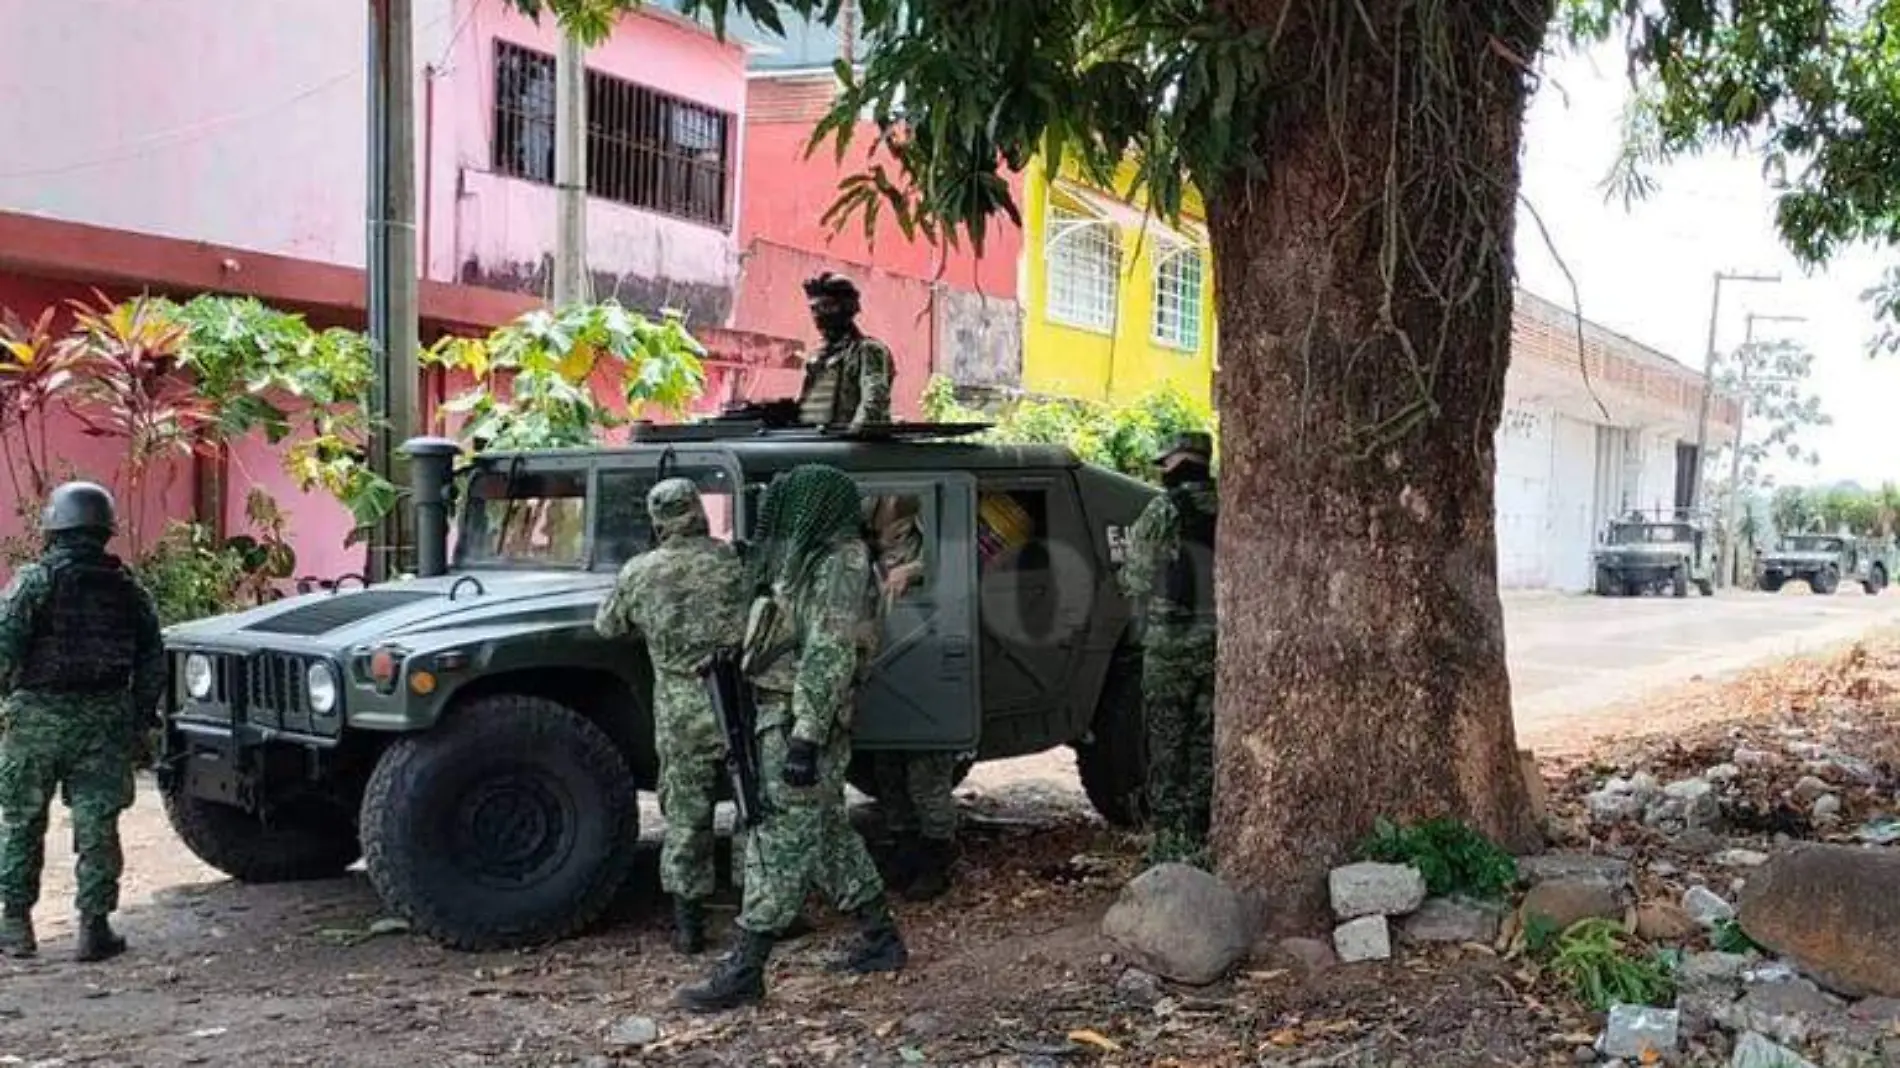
[1782,535,1845,553]
[454,460,739,570]
[1610,523,1693,545]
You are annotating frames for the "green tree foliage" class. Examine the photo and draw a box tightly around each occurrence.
[1767,481,1900,537]
[919,375,1213,482]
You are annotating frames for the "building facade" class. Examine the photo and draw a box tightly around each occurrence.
[0,0,795,577]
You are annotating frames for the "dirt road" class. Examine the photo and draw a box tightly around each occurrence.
[2,587,1894,1066]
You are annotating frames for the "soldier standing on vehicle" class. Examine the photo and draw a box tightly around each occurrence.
[678,464,906,1012]
[864,494,959,900]
[0,482,164,961]
[1118,432,1218,867]
[594,478,745,956]
[796,272,893,429]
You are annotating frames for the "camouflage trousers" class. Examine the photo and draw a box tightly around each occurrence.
[868,750,959,842]
[654,674,724,902]
[0,697,137,916]
[1142,632,1215,866]
[736,696,883,935]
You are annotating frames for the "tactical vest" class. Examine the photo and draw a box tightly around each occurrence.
[18,559,143,693]
[1161,487,1217,625]
[799,358,843,426]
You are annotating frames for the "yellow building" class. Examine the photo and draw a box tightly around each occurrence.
[1019,156,1218,405]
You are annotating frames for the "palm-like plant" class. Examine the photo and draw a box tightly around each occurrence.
[0,305,84,503]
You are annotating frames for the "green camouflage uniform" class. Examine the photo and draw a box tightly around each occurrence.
[797,332,894,429]
[736,476,885,935]
[594,480,744,904]
[1119,480,1218,866]
[0,536,165,919]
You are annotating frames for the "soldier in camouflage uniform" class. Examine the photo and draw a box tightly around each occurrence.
[796,272,893,429]
[594,478,745,955]
[0,482,164,961]
[1118,432,1218,867]
[863,494,959,900]
[678,465,906,1013]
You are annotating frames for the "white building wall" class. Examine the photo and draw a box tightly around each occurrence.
[1548,416,1599,591]
[1495,404,1555,588]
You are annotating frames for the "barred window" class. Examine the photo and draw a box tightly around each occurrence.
[1044,205,1120,333]
[493,40,734,230]
[1152,245,1205,351]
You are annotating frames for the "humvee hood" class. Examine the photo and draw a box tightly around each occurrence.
[163,571,615,650]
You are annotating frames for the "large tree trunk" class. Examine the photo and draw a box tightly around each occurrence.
[1210,0,1555,928]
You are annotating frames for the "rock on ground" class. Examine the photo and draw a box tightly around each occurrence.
[1739,844,1900,998]
[1274,936,1338,972]
[1634,902,1699,943]
[1520,878,1623,931]
[1709,977,1841,1047]
[1516,853,1632,889]
[1101,863,1252,986]
[1328,862,1426,920]
[606,1016,659,1048]
[1679,951,1752,989]
[1400,897,1504,945]
[1332,916,1391,963]
[1685,886,1738,927]
[1731,1031,1819,1068]
[1114,968,1163,1007]
[1601,1005,1678,1061]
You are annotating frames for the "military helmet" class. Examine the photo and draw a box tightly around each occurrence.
[646,477,708,539]
[1154,430,1214,465]
[41,481,118,534]
[802,271,861,303]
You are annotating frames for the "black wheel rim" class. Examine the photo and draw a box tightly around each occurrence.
[448,766,579,889]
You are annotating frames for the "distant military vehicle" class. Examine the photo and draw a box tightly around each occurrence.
[157,421,1160,951]
[1755,530,1894,595]
[1591,510,1715,598]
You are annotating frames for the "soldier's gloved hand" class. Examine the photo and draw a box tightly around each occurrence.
[782,738,820,788]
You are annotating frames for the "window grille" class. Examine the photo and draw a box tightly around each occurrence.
[1044,204,1120,332]
[1152,244,1204,352]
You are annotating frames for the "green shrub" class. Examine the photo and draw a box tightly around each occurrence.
[1356,817,1519,900]
[1711,917,1763,955]
[1545,918,1676,1011]
[920,375,1214,482]
[133,523,251,628]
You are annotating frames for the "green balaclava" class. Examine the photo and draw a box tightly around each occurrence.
[750,464,864,593]
[646,477,710,542]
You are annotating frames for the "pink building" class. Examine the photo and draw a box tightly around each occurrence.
[0,0,797,579]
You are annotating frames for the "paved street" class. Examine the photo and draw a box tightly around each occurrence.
[968,584,1900,796]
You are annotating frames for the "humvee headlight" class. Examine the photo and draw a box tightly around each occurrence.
[306,661,340,715]
[183,654,214,700]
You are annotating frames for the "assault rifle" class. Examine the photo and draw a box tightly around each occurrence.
[701,646,767,829]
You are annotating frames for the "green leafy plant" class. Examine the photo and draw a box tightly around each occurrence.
[0,306,83,503]
[921,375,1213,484]
[425,301,706,453]
[132,523,252,628]
[1356,817,1519,900]
[1542,918,1677,1012]
[1711,918,1763,955]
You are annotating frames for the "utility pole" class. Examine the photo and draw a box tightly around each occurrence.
[1720,311,1806,587]
[553,30,588,305]
[367,0,420,581]
[1690,270,1779,512]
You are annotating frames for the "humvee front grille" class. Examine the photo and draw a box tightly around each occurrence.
[247,652,313,734]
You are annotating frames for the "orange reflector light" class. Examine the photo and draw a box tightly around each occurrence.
[409,671,437,696]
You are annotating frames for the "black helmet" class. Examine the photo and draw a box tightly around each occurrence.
[41,481,118,534]
[802,271,861,303]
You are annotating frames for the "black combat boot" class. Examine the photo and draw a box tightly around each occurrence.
[828,895,908,974]
[883,833,922,894]
[0,905,35,959]
[676,928,773,1013]
[901,838,955,902]
[672,897,708,955]
[74,913,125,963]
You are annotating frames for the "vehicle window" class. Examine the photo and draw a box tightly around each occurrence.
[865,492,932,604]
[1611,523,1688,545]
[978,491,1049,573]
[594,466,739,569]
[1785,536,1844,553]
[459,469,589,567]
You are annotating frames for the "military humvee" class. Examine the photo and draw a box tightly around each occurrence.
[1591,511,1715,598]
[157,422,1159,950]
[1755,530,1894,595]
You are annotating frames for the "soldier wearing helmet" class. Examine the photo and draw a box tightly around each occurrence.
[0,481,164,962]
[795,272,894,429]
[1117,432,1219,867]
[594,477,746,955]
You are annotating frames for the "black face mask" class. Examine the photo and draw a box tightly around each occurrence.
[1161,461,1210,489]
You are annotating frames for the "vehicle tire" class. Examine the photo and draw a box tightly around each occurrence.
[359,695,637,952]
[1594,568,1618,597]
[1074,645,1149,829]
[1672,567,1690,599]
[1760,574,1785,593]
[1696,579,1714,597]
[160,779,359,883]
[1864,564,1888,596]
[1812,567,1841,596]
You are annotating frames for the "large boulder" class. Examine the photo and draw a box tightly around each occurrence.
[1738,844,1900,998]
[1101,864,1252,986]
